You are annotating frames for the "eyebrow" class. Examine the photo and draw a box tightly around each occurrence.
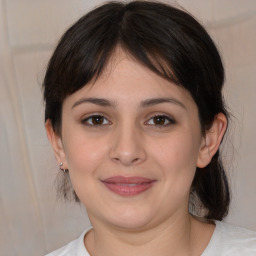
[72,97,116,108]
[140,97,186,109]
[72,97,186,110]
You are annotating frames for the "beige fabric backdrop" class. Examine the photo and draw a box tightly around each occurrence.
[0,0,255,255]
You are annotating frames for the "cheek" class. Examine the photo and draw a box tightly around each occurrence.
[150,131,201,188]
[155,133,199,165]
[63,130,108,175]
[63,133,110,203]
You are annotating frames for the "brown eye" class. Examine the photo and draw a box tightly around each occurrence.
[91,115,104,125]
[146,115,175,127]
[82,115,111,126]
[153,116,166,125]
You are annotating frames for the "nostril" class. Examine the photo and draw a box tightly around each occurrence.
[132,158,140,163]
[111,157,141,165]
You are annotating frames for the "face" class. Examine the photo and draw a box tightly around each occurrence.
[53,51,207,231]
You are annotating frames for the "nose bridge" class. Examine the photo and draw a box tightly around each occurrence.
[109,118,146,166]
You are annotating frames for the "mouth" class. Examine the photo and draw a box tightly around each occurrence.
[101,176,157,196]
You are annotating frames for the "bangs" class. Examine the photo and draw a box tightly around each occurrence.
[44,0,224,129]
[50,2,186,99]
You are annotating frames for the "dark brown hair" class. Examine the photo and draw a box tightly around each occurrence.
[43,1,230,220]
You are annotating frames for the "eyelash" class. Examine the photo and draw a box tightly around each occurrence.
[81,114,176,128]
[145,115,176,127]
[81,115,112,127]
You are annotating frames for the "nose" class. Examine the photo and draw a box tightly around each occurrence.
[109,123,147,166]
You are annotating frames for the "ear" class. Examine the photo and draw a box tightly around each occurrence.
[45,119,67,168]
[197,113,227,168]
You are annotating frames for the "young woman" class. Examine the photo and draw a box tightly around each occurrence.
[44,1,256,255]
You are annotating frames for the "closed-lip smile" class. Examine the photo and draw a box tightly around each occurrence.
[101,176,157,196]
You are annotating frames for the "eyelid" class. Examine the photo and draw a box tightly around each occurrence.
[81,113,112,126]
[80,112,175,128]
[144,114,176,126]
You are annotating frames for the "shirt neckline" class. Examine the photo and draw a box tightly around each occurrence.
[79,221,221,256]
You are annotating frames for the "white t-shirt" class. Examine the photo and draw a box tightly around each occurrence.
[45,221,256,255]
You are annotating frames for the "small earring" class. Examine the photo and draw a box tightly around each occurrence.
[59,162,68,173]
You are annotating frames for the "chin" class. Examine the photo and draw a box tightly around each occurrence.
[104,206,156,231]
[111,218,152,231]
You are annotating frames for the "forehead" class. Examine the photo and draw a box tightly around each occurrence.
[64,50,196,111]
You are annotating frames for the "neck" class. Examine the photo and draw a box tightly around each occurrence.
[85,212,200,256]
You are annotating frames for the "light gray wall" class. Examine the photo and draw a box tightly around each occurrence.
[0,0,255,255]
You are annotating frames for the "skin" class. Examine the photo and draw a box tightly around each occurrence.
[46,50,227,256]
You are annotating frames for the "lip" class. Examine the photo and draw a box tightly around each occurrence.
[101,176,156,196]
